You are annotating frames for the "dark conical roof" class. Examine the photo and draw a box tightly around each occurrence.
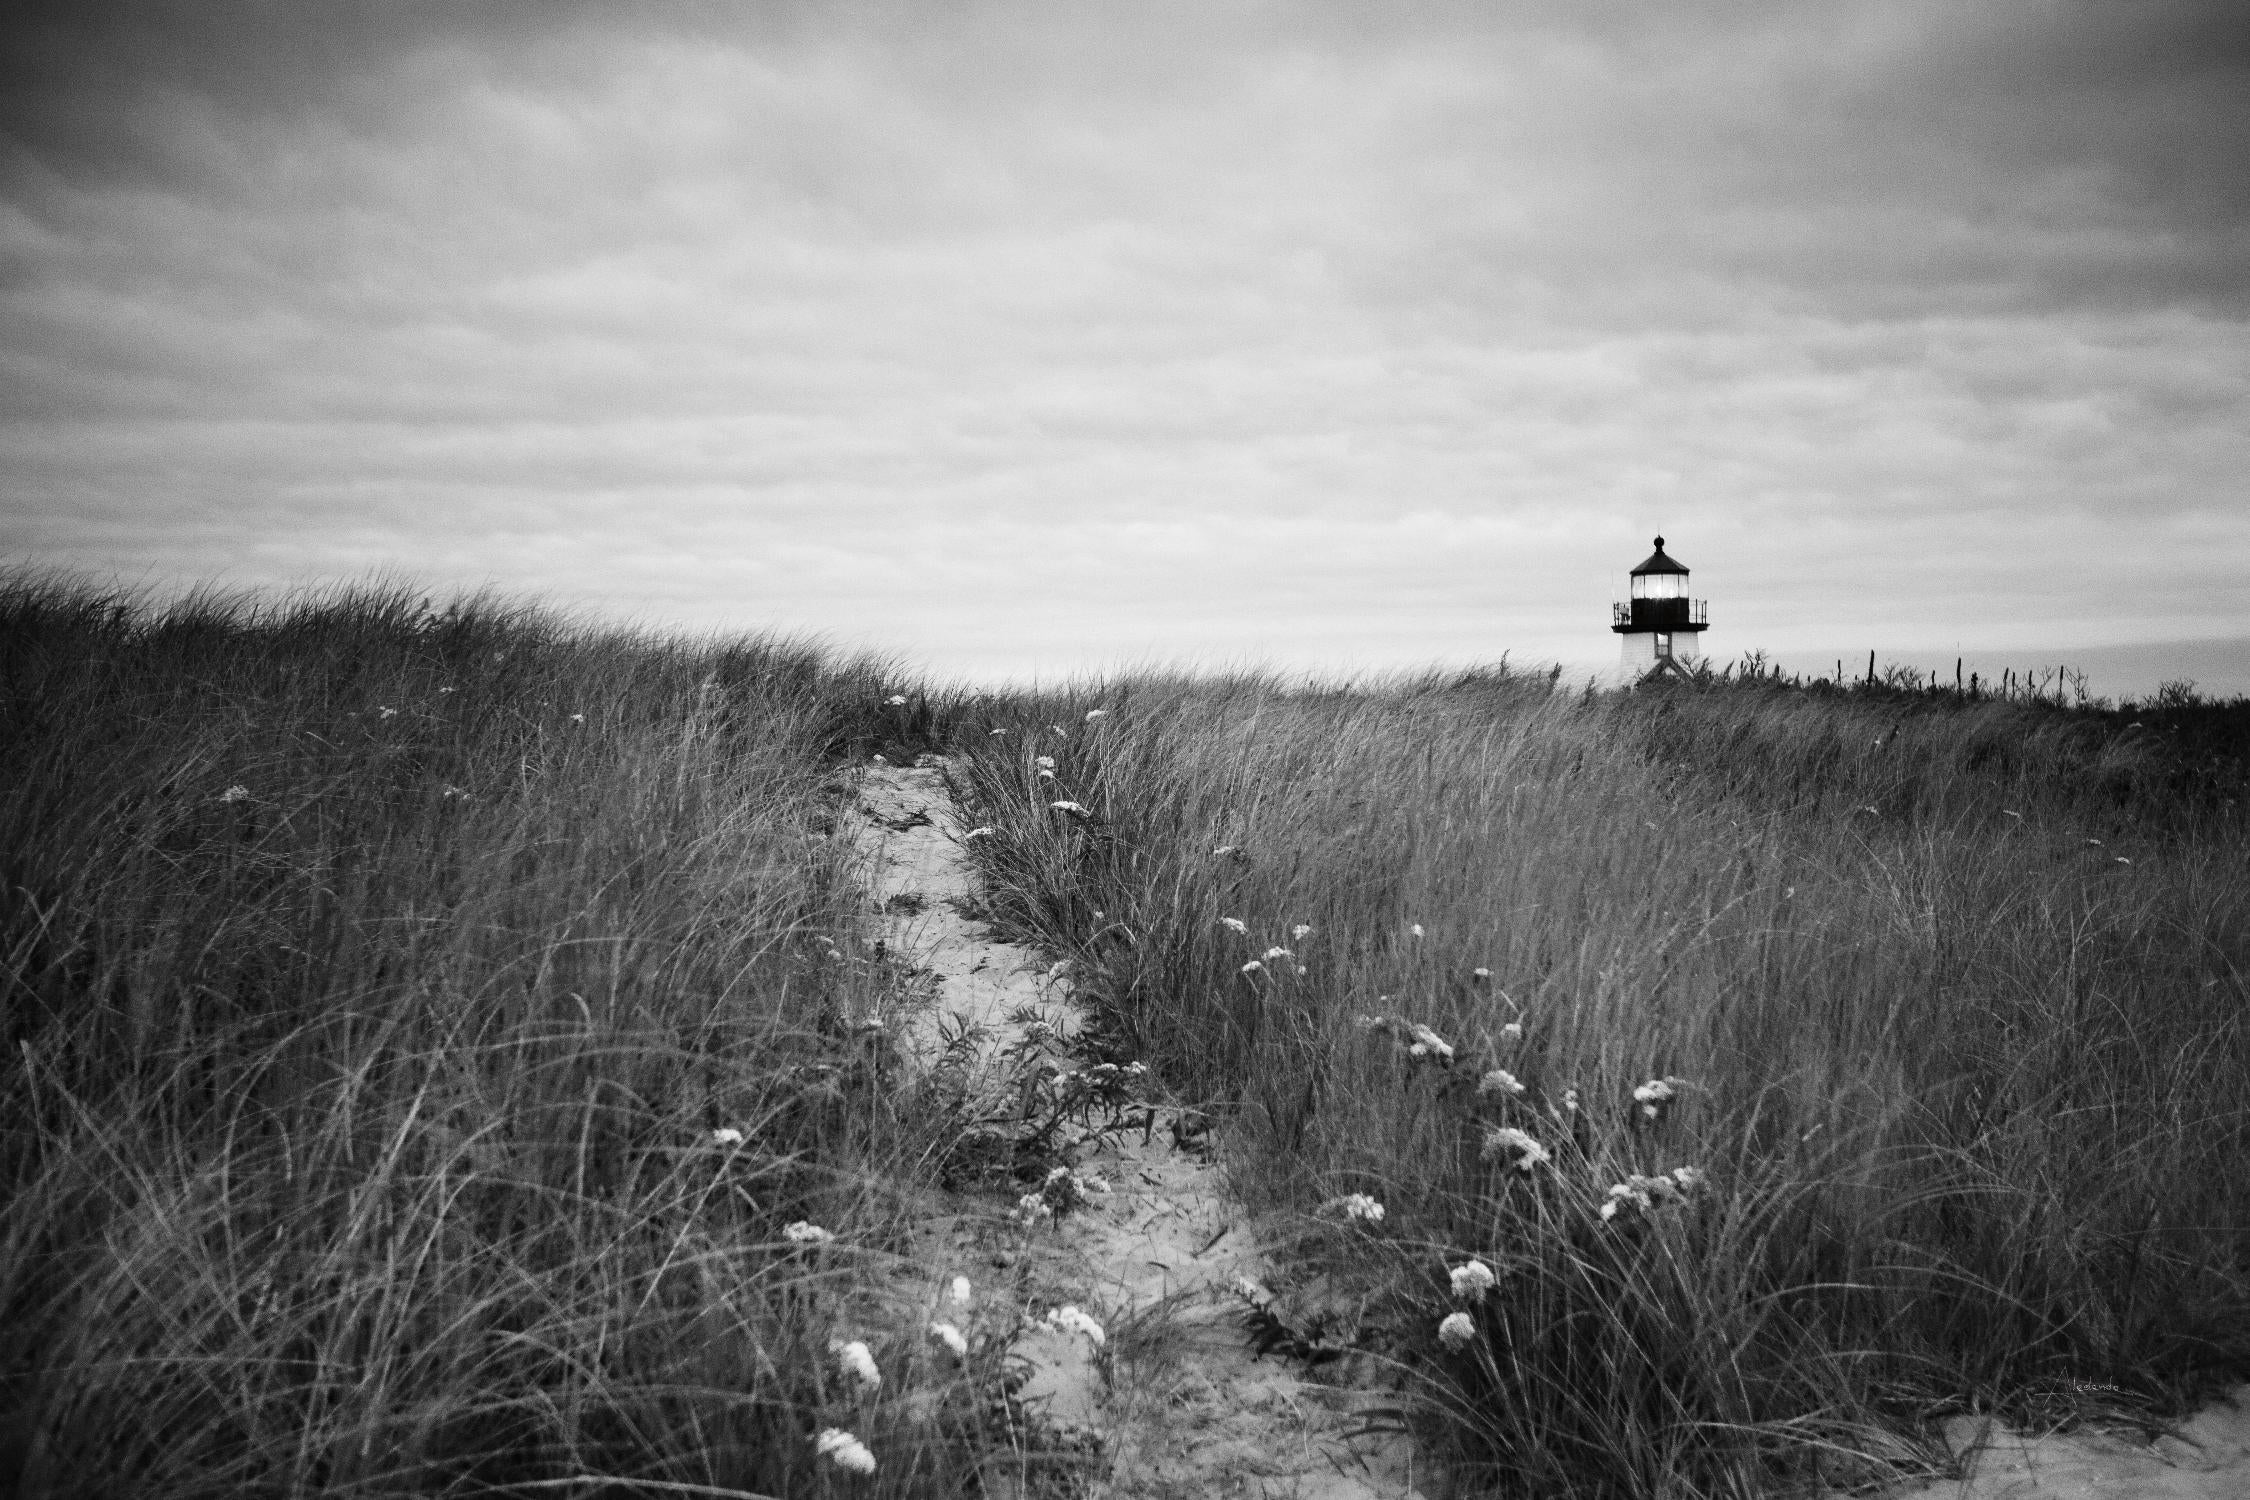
[1630,535,1689,575]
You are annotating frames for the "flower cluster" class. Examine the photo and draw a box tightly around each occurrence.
[1632,1076,1691,1120]
[1355,1013,1459,1067]
[1043,1304,1106,1346]
[1407,1024,1454,1064]
[1318,1193,1386,1223]
[785,1221,836,1246]
[816,1427,877,1474]
[928,1320,969,1359]
[1478,1068,1525,1098]
[1019,1165,1110,1225]
[1448,1258,1497,1302]
[830,1338,881,1391]
[1599,1166,1704,1222]
[1480,1127,1551,1173]
[1437,1311,1477,1350]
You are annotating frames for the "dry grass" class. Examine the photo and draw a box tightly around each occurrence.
[11,571,2244,1498]
[954,666,2250,1497]
[0,574,1000,1498]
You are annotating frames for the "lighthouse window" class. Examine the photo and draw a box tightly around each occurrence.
[1632,573,1688,601]
[1655,633,1673,658]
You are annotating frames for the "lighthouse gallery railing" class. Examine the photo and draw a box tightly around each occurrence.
[1613,599,1708,629]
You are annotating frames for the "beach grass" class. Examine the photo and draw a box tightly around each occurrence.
[8,568,2245,1498]
[952,665,2250,1496]
[0,574,1002,1498]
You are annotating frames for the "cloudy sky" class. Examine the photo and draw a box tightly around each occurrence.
[4,1,2247,691]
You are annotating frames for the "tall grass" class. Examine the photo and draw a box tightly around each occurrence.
[0,575,994,1498]
[955,668,2250,1497]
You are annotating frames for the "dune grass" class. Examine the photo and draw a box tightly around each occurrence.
[10,571,2244,1498]
[953,667,2250,1497]
[0,576,1000,1498]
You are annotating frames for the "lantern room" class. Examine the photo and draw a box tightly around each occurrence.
[1611,535,1709,671]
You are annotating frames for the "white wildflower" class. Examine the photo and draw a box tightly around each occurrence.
[1044,1305,1105,1346]
[569,712,584,723]
[1499,1021,1523,1042]
[1410,923,1424,938]
[1481,1127,1550,1172]
[1602,1172,1694,1223]
[1478,1069,1525,1098]
[1602,1179,1654,1221]
[1562,1088,1580,1114]
[711,1127,744,1147]
[831,1339,881,1390]
[1232,1274,1273,1307]
[1262,946,1291,961]
[1437,1311,1478,1350]
[1037,768,1055,780]
[1017,1193,1054,1226]
[990,727,1008,736]
[378,706,397,719]
[1320,1193,1386,1223]
[1035,755,1056,770]
[1292,923,1313,940]
[217,785,250,803]
[1408,1024,1455,1064]
[1670,1166,1705,1191]
[1219,917,1248,935]
[964,826,996,840]
[1448,1258,1497,1302]
[441,784,470,799]
[1084,708,1107,721]
[1212,844,1239,857]
[784,1221,835,1246]
[1049,800,1091,816]
[885,694,908,705]
[815,1428,877,1475]
[949,1275,973,1306]
[929,1321,968,1359]
[1471,966,1492,980]
[1632,1077,1687,1119]
[1241,960,1265,975]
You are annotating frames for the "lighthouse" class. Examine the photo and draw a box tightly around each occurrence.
[1612,535,1709,673]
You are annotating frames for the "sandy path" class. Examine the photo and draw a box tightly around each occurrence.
[1878,1396,2250,1500]
[850,758,1429,1499]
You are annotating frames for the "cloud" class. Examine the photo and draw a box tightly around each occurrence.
[2,1,2246,680]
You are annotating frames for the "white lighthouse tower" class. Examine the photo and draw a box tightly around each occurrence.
[1612,535,1709,673]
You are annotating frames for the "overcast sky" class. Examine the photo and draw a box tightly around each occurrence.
[4,1,2246,689]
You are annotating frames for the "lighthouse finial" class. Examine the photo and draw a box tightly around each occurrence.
[1653,534,1665,550]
